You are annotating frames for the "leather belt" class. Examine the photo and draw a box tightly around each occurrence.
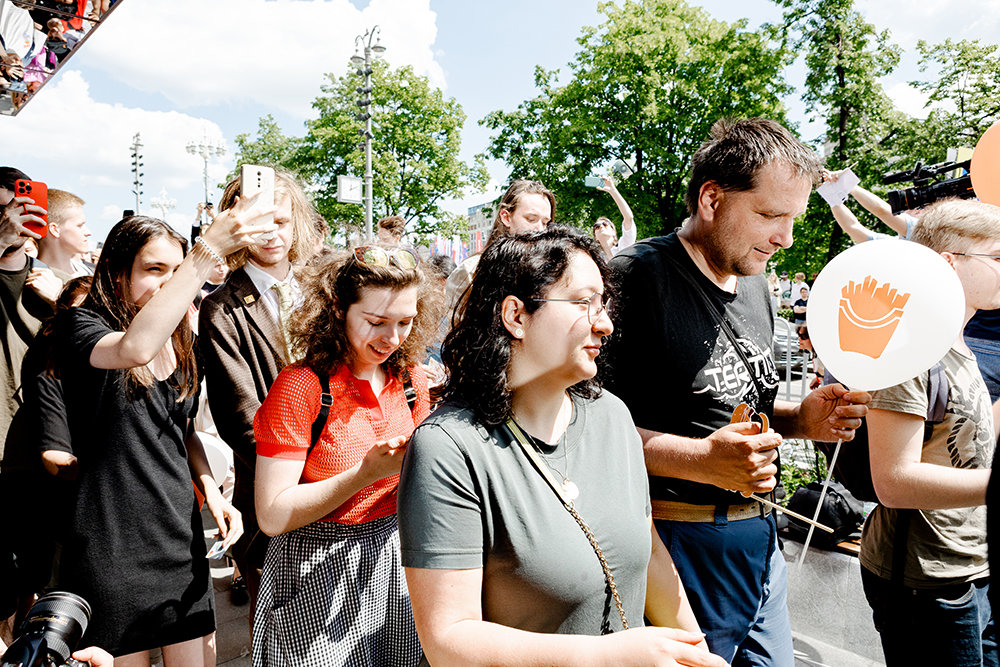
[651,499,771,523]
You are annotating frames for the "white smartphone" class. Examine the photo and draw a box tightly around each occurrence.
[240,164,275,241]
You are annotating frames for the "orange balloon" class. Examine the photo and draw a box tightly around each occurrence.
[972,120,1000,206]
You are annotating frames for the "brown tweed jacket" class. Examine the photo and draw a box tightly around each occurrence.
[198,267,288,516]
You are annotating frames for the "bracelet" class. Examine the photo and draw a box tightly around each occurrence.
[195,236,225,265]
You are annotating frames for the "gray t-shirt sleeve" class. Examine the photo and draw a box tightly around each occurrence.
[398,422,486,569]
[869,371,929,419]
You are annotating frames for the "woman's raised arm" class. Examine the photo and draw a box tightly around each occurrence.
[89,196,277,370]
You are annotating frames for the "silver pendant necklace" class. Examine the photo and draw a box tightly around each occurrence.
[532,432,577,500]
[516,397,578,500]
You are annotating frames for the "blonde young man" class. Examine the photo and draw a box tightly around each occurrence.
[197,170,316,616]
[443,179,555,317]
[862,199,1000,666]
[36,189,93,283]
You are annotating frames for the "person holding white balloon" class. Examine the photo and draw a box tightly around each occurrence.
[861,198,1000,667]
[606,117,872,666]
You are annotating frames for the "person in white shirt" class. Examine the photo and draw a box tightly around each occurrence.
[592,176,637,261]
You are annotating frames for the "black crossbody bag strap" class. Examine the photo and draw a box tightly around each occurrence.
[661,250,768,400]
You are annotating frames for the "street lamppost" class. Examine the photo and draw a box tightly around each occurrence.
[149,187,176,221]
[351,26,386,243]
[186,133,226,227]
[130,133,143,214]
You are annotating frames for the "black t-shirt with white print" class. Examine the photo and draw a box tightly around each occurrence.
[607,232,779,506]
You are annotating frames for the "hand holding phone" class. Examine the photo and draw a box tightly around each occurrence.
[15,179,48,238]
[240,165,276,242]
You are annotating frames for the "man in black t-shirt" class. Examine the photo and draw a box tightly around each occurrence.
[792,287,808,329]
[607,119,870,666]
[0,167,55,457]
[0,165,56,649]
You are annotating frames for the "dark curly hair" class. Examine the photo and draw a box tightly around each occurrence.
[83,216,198,400]
[288,250,443,378]
[441,225,613,426]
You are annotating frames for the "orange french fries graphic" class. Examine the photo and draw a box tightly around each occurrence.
[838,276,911,359]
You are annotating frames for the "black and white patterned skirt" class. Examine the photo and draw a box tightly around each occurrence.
[252,514,421,667]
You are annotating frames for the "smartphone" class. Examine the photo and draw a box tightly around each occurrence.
[15,179,48,238]
[240,165,275,241]
[584,176,604,188]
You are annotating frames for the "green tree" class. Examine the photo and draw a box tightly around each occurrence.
[482,0,793,239]
[909,38,1000,152]
[230,62,488,242]
[295,61,488,241]
[229,115,301,181]
[768,0,902,273]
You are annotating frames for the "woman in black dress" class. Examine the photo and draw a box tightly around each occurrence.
[55,201,274,666]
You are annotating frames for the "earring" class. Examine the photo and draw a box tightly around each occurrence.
[514,328,523,338]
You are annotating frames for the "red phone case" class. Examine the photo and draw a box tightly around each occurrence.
[14,179,48,238]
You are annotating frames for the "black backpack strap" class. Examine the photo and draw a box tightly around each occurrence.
[307,367,333,461]
[401,367,417,414]
[307,366,416,462]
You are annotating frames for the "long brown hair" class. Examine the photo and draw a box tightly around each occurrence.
[219,168,316,270]
[484,179,556,250]
[83,216,199,400]
[289,250,442,378]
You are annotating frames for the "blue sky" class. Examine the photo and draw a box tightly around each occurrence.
[1,0,997,244]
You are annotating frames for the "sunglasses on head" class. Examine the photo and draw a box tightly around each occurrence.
[353,246,420,270]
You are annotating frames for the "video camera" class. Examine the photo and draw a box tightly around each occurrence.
[0,592,91,667]
[882,160,975,214]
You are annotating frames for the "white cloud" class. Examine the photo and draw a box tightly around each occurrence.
[858,0,1000,48]
[0,70,231,234]
[78,0,443,119]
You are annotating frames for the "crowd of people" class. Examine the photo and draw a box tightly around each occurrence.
[1,114,999,667]
[1,0,112,111]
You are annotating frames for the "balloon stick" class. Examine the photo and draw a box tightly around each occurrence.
[748,493,833,533]
[796,437,843,571]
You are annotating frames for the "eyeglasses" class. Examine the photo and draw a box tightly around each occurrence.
[353,246,420,270]
[952,253,1000,263]
[532,293,613,324]
[593,220,612,230]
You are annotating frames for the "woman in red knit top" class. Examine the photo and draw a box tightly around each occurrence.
[251,247,441,667]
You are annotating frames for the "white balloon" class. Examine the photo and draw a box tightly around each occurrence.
[807,241,965,391]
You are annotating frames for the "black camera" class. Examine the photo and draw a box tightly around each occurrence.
[0,592,91,667]
[883,160,976,214]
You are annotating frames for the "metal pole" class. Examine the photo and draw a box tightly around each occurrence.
[364,46,373,243]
